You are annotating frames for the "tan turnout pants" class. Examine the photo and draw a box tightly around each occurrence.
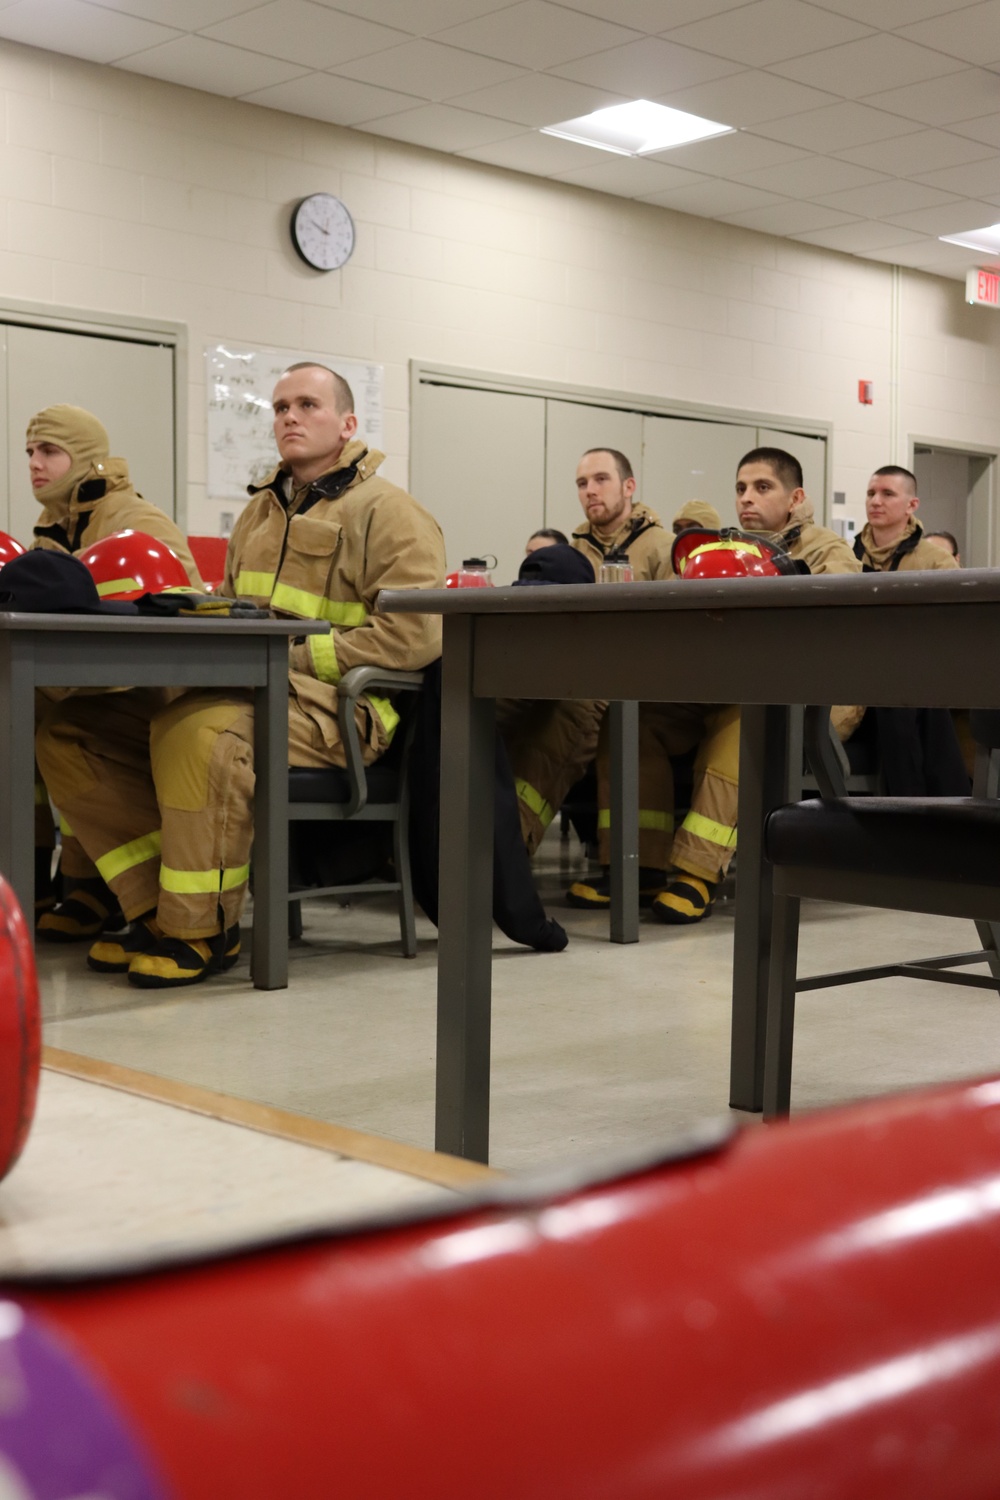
[35,685,385,940]
[597,703,740,882]
[498,698,605,855]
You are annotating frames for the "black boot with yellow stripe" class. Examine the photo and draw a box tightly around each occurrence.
[88,913,240,987]
[650,873,716,925]
[39,876,124,943]
[567,867,667,910]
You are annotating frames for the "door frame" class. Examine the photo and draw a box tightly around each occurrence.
[411,360,834,520]
[0,296,188,527]
[909,433,1000,568]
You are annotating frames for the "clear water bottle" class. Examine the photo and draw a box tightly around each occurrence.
[598,547,634,584]
[445,556,495,588]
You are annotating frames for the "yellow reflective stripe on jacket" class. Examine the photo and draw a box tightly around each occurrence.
[159,862,251,895]
[597,808,673,832]
[58,814,74,838]
[681,809,737,849]
[367,694,400,741]
[95,576,140,597]
[270,582,368,626]
[234,570,276,598]
[34,783,48,806]
[308,631,340,685]
[96,831,162,884]
[516,779,554,829]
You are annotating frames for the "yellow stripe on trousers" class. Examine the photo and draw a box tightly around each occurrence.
[516,779,554,828]
[681,809,737,849]
[96,831,162,884]
[159,863,251,895]
[598,809,673,831]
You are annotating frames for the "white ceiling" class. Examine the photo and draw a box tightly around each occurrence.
[5,0,1000,278]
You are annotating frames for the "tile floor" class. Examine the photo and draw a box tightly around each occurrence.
[40,831,1000,1172]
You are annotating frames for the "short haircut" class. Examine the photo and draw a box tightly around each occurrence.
[529,527,568,546]
[926,529,958,554]
[582,448,634,484]
[283,361,355,414]
[737,446,803,491]
[872,464,917,491]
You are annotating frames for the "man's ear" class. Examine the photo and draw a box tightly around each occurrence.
[790,487,806,509]
[624,476,636,501]
[342,410,359,440]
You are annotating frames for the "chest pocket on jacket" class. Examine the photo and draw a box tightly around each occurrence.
[272,516,364,626]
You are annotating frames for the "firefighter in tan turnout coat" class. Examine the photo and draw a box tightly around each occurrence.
[36,363,445,989]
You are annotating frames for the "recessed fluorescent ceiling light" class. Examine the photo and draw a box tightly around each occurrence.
[940,223,1000,254]
[541,99,732,156]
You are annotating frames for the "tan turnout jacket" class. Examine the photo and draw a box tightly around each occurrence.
[854,518,958,573]
[32,458,202,588]
[572,500,674,580]
[226,440,445,746]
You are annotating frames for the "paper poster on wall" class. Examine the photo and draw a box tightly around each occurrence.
[205,343,384,503]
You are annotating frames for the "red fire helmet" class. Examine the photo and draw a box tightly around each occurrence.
[672,526,806,580]
[79,530,190,600]
[0,531,26,568]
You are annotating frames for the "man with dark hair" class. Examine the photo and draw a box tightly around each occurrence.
[854,467,958,572]
[736,447,859,576]
[571,448,673,581]
[525,527,568,554]
[926,529,961,565]
[38,362,446,988]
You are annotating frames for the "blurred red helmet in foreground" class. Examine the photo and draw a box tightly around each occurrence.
[80,530,190,601]
[672,527,806,580]
[0,531,26,569]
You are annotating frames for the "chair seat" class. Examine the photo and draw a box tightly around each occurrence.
[766,797,1000,886]
[289,763,401,805]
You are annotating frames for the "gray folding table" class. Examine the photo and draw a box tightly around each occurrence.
[380,568,1000,1162]
[0,612,326,991]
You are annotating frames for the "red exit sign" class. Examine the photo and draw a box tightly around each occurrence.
[967,268,1000,307]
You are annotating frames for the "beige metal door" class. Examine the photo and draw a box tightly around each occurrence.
[410,380,546,586]
[543,400,643,541]
[4,322,175,545]
[642,416,756,529]
[757,427,827,519]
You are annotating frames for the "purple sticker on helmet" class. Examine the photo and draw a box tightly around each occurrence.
[0,1300,167,1499]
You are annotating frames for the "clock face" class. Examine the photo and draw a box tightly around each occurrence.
[291,194,355,272]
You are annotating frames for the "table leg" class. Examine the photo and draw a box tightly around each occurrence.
[436,617,495,1163]
[252,635,290,991]
[0,639,36,936]
[609,700,639,945]
[730,704,789,1112]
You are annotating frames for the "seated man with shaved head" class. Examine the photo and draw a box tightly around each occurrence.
[37,362,446,989]
[854,467,958,573]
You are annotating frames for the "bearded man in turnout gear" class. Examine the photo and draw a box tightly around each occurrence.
[25,405,203,944]
[36,364,445,988]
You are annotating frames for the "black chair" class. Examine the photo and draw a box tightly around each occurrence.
[762,707,1000,1118]
[287,664,424,957]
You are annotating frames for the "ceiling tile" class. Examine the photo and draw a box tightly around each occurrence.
[946,114,1000,148]
[338,39,525,99]
[651,130,811,175]
[117,36,311,95]
[881,197,1000,232]
[552,36,743,95]
[720,200,861,234]
[911,157,1000,199]
[814,179,962,216]
[239,69,422,122]
[794,221,928,252]
[202,1,408,69]
[833,128,997,176]
[315,0,516,32]
[460,129,613,174]
[768,33,966,98]
[552,156,710,198]
[864,238,986,272]
[638,179,788,215]
[738,156,886,196]
[753,102,924,151]
[449,73,626,127]
[804,0,988,25]
[657,70,839,128]
[358,102,523,150]
[898,1,1000,68]
[662,0,872,69]
[863,68,1000,126]
[433,1,639,69]
[0,0,179,63]
[81,0,262,24]
[557,0,752,28]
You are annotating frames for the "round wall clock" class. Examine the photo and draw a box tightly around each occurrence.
[290,193,355,271]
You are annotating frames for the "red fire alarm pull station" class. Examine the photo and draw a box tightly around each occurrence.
[858,380,873,405]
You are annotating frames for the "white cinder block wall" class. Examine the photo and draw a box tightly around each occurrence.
[2,39,1000,537]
